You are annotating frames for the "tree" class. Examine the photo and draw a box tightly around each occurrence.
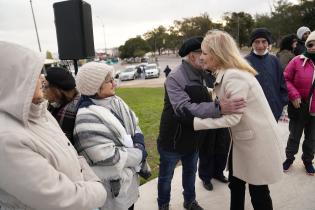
[144,26,168,55]
[224,12,255,47]
[118,36,150,59]
[174,13,214,40]
[298,0,315,30]
[164,26,182,54]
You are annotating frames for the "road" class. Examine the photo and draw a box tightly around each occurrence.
[113,54,181,88]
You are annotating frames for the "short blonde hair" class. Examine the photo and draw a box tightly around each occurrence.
[202,30,257,75]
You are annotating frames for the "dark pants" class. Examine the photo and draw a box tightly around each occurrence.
[229,176,273,210]
[157,145,198,207]
[128,204,134,210]
[286,115,315,163]
[198,128,230,183]
[228,147,273,210]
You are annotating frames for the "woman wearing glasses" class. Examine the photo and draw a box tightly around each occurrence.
[282,31,315,175]
[73,62,149,210]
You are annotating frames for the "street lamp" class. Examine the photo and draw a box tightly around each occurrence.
[96,16,106,54]
[29,0,41,52]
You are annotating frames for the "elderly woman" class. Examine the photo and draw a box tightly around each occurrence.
[0,42,106,209]
[282,31,315,175]
[73,62,148,210]
[187,30,284,210]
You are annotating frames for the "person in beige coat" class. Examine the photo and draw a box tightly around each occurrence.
[190,30,285,210]
[0,41,106,210]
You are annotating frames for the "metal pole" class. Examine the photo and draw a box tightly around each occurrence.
[29,0,41,52]
[96,16,106,54]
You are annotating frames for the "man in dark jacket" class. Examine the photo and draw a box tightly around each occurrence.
[294,26,311,55]
[157,36,246,210]
[245,28,288,121]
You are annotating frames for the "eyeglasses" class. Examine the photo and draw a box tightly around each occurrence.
[306,43,314,48]
[104,77,115,84]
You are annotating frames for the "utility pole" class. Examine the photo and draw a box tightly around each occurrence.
[29,0,41,52]
[96,16,106,55]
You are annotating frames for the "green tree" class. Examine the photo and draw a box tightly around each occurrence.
[144,26,168,55]
[255,0,315,44]
[164,26,182,54]
[224,12,255,47]
[118,36,150,59]
[174,13,214,40]
[298,0,315,30]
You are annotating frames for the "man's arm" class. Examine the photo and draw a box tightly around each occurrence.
[166,75,220,118]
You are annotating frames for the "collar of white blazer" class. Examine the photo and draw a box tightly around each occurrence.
[214,70,225,86]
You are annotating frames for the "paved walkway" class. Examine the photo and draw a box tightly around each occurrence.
[135,122,315,210]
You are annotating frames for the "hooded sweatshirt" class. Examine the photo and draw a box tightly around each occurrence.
[0,41,106,210]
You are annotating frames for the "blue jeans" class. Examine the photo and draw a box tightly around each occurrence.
[157,145,198,207]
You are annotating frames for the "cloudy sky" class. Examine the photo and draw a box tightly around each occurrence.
[0,0,298,53]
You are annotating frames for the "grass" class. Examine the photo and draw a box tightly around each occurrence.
[116,87,164,184]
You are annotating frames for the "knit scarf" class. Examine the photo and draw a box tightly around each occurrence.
[303,51,315,64]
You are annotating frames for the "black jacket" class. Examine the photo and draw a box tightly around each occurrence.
[294,40,306,56]
[157,61,218,154]
[158,85,211,154]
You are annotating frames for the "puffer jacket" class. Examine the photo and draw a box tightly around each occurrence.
[0,41,106,210]
[284,54,315,114]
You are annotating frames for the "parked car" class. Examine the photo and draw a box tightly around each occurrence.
[114,69,121,79]
[119,66,138,81]
[144,63,160,79]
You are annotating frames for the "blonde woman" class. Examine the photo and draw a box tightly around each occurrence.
[190,30,284,210]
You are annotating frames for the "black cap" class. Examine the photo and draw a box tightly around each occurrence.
[250,28,272,45]
[178,36,203,57]
[45,67,76,91]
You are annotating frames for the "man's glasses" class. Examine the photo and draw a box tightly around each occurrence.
[306,43,314,48]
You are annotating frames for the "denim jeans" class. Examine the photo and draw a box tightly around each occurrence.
[157,144,198,207]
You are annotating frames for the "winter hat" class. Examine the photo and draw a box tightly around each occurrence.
[305,31,315,47]
[279,34,297,51]
[178,36,203,57]
[76,62,113,96]
[296,26,311,40]
[250,28,272,45]
[45,67,76,91]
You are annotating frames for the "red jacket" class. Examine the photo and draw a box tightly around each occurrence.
[284,55,315,113]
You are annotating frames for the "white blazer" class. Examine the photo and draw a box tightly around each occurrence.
[194,69,285,185]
